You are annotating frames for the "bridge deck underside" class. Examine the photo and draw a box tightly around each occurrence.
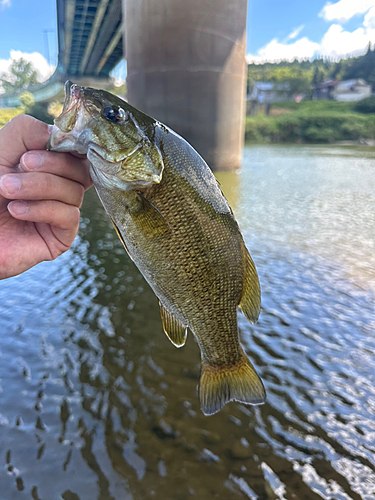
[58,0,123,78]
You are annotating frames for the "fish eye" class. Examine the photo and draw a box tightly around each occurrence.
[102,106,127,123]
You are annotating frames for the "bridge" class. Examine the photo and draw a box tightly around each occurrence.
[0,0,124,108]
[56,0,123,78]
[1,0,248,171]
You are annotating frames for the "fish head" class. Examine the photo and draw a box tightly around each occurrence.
[48,81,164,190]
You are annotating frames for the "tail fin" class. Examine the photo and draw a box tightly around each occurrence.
[199,352,266,416]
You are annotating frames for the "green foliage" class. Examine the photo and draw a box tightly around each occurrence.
[248,47,375,101]
[245,101,375,143]
[0,58,39,93]
[340,120,368,140]
[244,115,279,142]
[0,108,22,129]
[272,100,355,114]
[312,66,325,84]
[26,102,54,124]
[247,58,333,97]
[340,45,375,90]
[303,125,335,142]
[19,92,54,124]
[354,96,375,114]
[48,101,63,118]
[19,91,35,113]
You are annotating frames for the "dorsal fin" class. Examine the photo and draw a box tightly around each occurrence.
[159,303,187,348]
[239,246,261,324]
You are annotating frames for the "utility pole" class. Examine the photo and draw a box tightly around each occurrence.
[43,29,54,78]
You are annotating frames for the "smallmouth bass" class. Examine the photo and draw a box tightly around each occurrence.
[48,81,266,415]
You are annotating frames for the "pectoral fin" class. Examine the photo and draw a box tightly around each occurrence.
[159,303,187,348]
[239,247,261,324]
[126,191,171,238]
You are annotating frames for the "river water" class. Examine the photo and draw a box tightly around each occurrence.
[0,144,374,500]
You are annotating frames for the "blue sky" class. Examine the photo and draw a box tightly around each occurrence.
[0,0,374,83]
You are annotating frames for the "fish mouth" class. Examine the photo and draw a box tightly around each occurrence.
[48,80,164,190]
[57,81,85,132]
[48,81,102,155]
[64,80,81,113]
[49,81,124,161]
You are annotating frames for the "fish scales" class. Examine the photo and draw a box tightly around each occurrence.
[48,81,266,415]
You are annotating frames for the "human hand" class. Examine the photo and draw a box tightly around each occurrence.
[0,114,93,279]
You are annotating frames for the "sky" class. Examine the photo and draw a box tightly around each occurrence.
[0,0,375,85]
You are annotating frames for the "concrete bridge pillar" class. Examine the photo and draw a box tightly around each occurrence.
[123,0,248,171]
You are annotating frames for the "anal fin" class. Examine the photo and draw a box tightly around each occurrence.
[239,246,261,324]
[159,303,187,348]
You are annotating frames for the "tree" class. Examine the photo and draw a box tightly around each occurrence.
[0,58,39,93]
[19,91,35,112]
[312,66,325,85]
[341,47,375,90]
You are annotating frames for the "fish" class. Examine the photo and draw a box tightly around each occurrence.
[48,81,266,416]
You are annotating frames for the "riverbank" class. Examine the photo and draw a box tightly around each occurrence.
[3,100,375,145]
[245,100,375,144]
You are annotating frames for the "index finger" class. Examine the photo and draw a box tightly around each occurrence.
[0,115,50,169]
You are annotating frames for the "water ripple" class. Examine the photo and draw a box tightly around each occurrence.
[0,145,374,499]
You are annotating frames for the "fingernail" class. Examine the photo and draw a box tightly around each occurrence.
[22,152,43,170]
[47,124,54,134]
[0,175,21,195]
[8,201,29,215]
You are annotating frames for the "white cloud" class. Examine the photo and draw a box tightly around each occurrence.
[319,0,374,23]
[247,7,375,63]
[109,58,127,86]
[0,50,55,84]
[247,37,320,63]
[285,25,305,41]
[319,23,375,57]
[0,0,11,10]
[364,6,375,28]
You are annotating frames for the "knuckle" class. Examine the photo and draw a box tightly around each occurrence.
[10,114,29,128]
[45,173,54,192]
[76,183,85,206]
[9,114,46,138]
[10,114,39,131]
[73,206,81,228]
[62,205,80,231]
[47,199,58,223]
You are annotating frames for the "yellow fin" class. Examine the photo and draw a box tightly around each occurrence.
[159,303,187,348]
[239,247,261,324]
[131,191,170,238]
[199,352,266,416]
[110,216,133,261]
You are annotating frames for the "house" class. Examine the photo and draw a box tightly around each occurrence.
[247,82,290,104]
[313,78,372,102]
[248,82,275,104]
[312,79,337,100]
[333,79,372,102]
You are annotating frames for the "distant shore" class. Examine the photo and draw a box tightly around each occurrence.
[245,100,375,144]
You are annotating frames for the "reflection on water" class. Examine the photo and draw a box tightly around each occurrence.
[0,145,374,500]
